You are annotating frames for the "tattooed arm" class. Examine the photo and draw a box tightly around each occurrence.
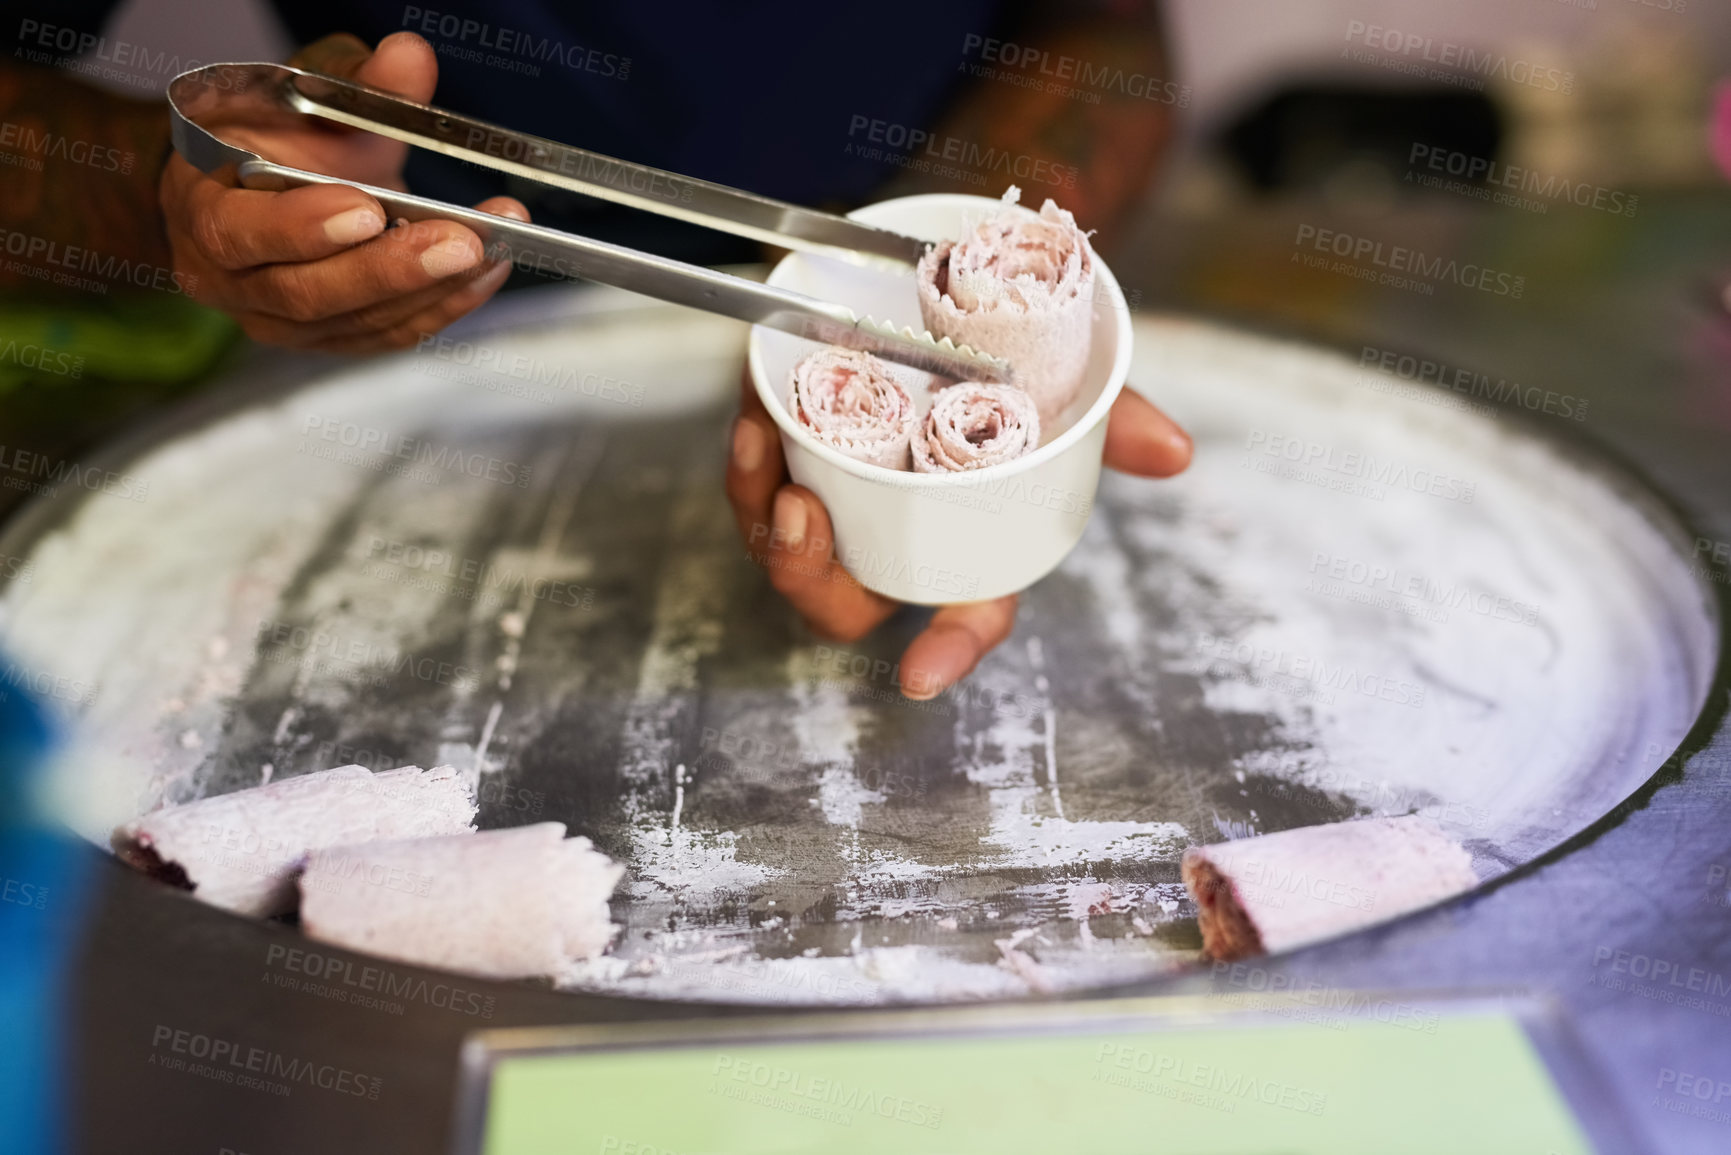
[879,0,1176,246]
[0,62,174,289]
[0,34,524,350]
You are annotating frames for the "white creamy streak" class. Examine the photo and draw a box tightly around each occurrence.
[617,470,777,904]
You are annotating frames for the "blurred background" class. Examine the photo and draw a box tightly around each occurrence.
[80,0,1731,190]
[83,0,1731,175]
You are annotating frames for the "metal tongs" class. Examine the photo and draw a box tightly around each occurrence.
[166,63,1010,383]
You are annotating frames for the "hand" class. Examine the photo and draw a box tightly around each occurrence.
[726,375,1193,699]
[159,32,526,353]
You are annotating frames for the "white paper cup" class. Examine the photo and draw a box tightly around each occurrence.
[747,193,1134,606]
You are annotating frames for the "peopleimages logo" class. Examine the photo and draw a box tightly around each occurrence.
[845,115,1078,190]
[297,416,533,488]
[1594,947,1731,993]
[1694,538,1731,569]
[1092,1042,1328,1116]
[1227,857,1376,912]
[0,338,84,379]
[0,226,197,297]
[401,7,630,79]
[264,943,496,1018]
[300,852,435,898]
[1306,552,1540,626]
[1359,346,1588,422]
[149,1025,383,1099]
[1655,1069,1731,1125]
[837,546,980,600]
[1194,634,1427,709]
[1208,962,1443,1033]
[361,534,595,608]
[1407,143,1637,218]
[959,34,1191,107]
[414,334,646,407]
[254,617,481,691]
[0,121,134,174]
[1244,430,1478,504]
[0,876,47,910]
[457,130,686,204]
[0,444,148,503]
[1342,21,1573,94]
[696,724,927,799]
[709,1054,944,1130]
[1294,225,1524,298]
[12,20,251,91]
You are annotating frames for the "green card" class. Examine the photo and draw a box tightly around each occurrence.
[457,996,1627,1155]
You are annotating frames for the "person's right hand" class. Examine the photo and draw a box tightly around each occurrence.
[159,32,526,353]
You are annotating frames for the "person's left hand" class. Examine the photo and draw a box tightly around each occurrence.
[725,374,1193,700]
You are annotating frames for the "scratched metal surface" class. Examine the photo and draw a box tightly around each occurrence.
[0,290,1716,1005]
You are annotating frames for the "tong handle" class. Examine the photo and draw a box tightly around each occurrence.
[279,70,927,269]
[235,159,1005,382]
[164,64,1009,382]
[238,159,844,324]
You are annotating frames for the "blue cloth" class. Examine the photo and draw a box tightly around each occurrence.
[0,678,90,1155]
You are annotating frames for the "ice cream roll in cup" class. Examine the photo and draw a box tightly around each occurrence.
[788,347,917,470]
[748,192,1134,606]
[912,382,1041,474]
[916,188,1095,427]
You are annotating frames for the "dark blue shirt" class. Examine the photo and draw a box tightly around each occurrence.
[15,0,1008,261]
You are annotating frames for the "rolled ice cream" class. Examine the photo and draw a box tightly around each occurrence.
[112,764,477,917]
[912,383,1042,473]
[788,347,917,470]
[916,186,1096,425]
[299,822,623,980]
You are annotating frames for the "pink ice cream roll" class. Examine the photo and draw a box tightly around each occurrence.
[916,186,1096,426]
[788,347,917,470]
[912,382,1042,473]
[299,822,623,981]
[1181,815,1478,962]
[111,764,478,917]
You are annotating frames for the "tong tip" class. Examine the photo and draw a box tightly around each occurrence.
[854,314,1012,384]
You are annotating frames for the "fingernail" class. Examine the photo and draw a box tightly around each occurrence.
[420,234,482,278]
[1167,427,1194,462]
[323,207,385,245]
[773,489,806,553]
[731,419,764,472]
[467,259,512,295]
